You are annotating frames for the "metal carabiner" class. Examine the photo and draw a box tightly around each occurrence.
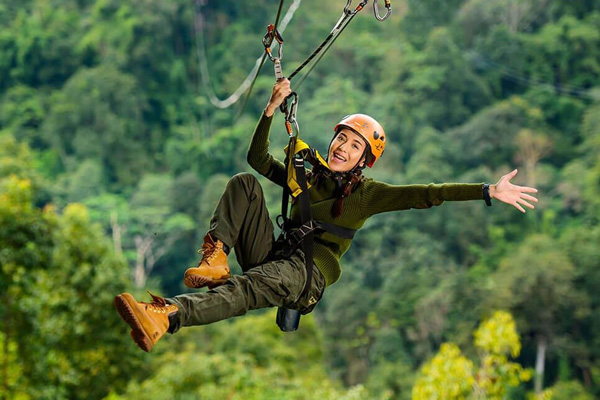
[282,92,299,137]
[262,24,284,62]
[280,92,296,117]
[285,118,300,138]
[373,0,391,21]
[288,93,298,120]
[343,0,369,15]
[332,0,369,34]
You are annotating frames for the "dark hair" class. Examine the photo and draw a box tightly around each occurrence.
[307,164,365,218]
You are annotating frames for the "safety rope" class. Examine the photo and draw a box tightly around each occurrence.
[234,0,288,120]
[288,0,391,85]
[288,0,363,81]
[205,0,392,122]
[193,0,302,110]
[290,4,355,91]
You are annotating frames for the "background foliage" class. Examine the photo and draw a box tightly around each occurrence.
[1,0,599,398]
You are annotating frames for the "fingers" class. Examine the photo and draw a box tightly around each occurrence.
[274,81,291,99]
[513,202,526,213]
[495,169,518,187]
[273,78,291,95]
[521,193,538,203]
[266,79,292,116]
[517,198,535,210]
[515,185,538,193]
[506,169,518,179]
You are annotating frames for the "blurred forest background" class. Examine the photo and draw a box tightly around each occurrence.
[1,0,600,399]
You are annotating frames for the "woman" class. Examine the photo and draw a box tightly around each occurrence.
[114,79,538,352]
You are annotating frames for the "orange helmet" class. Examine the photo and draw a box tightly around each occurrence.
[333,114,386,168]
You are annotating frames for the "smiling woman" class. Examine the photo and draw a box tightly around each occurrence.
[114,78,539,353]
[330,114,386,169]
[329,129,368,171]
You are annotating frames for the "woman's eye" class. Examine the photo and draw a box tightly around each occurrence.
[352,144,359,150]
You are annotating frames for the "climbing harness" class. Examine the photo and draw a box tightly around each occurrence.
[260,6,393,331]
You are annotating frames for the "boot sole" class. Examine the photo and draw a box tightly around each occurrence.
[183,273,231,289]
[114,294,153,352]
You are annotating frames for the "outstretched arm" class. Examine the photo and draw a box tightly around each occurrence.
[360,181,486,217]
[360,169,538,218]
[489,169,538,213]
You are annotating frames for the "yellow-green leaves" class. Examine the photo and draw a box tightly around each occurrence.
[412,311,532,399]
[413,343,475,399]
[474,310,520,358]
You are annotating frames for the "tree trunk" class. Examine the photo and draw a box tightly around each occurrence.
[583,367,592,387]
[110,211,123,256]
[535,336,547,393]
[526,160,536,188]
[134,235,152,288]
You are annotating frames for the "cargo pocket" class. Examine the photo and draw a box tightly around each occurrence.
[298,264,326,315]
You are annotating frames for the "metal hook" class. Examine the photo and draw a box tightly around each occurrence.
[279,92,296,118]
[373,0,391,21]
[342,0,353,14]
[281,92,299,137]
[262,24,284,62]
[343,0,369,16]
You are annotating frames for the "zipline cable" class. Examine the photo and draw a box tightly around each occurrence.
[234,0,287,121]
[291,8,355,91]
[242,0,391,119]
[288,0,368,81]
[216,0,391,119]
[193,0,301,110]
[467,50,600,101]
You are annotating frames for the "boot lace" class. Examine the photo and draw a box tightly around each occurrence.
[197,242,220,264]
[143,291,175,313]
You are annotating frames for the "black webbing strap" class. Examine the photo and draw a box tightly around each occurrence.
[293,156,313,296]
[315,220,356,239]
[275,156,313,332]
[275,142,304,332]
[275,149,359,332]
[281,220,356,257]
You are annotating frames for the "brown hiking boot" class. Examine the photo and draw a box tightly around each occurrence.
[114,291,178,352]
[184,234,231,289]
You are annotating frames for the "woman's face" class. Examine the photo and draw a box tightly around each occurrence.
[327,128,367,172]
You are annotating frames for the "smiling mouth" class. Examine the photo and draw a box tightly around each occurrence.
[333,153,346,162]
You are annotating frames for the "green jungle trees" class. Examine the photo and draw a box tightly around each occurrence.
[1,0,599,398]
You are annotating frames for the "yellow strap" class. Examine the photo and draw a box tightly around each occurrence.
[312,148,329,168]
[284,139,331,197]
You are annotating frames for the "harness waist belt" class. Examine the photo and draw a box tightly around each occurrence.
[281,220,356,257]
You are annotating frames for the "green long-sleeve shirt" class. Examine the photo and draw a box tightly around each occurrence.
[247,112,485,286]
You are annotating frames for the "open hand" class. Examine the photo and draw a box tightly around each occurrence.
[490,169,538,213]
[265,78,292,117]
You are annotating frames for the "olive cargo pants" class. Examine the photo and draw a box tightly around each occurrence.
[167,173,326,331]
